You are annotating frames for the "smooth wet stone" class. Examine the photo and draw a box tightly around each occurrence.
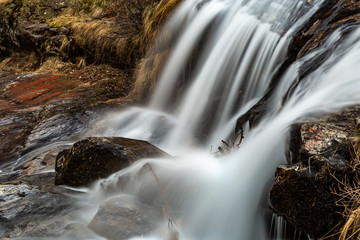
[55,137,170,187]
[88,195,160,240]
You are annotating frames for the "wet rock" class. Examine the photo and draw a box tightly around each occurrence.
[0,112,37,165]
[88,195,160,240]
[290,0,360,60]
[55,137,170,187]
[0,183,77,239]
[269,164,343,239]
[269,107,360,239]
[7,146,65,186]
[288,122,351,170]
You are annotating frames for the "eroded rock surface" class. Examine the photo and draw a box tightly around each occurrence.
[269,106,360,239]
[0,183,76,239]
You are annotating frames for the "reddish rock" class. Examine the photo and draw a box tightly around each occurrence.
[3,74,79,109]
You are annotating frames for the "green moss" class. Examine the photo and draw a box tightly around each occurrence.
[46,16,80,28]
[82,0,107,12]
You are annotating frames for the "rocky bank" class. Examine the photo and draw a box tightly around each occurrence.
[0,0,180,238]
[265,1,360,239]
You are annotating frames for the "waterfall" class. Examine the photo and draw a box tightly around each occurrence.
[95,0,324,152]
[79,0,360,239]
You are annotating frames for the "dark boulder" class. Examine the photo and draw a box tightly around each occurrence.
[269,164,344,239]
[269,106,360,239]
[55,137,170,187]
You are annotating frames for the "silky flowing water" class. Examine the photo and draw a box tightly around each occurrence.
[76,0,360,239]
[6,0,360,239]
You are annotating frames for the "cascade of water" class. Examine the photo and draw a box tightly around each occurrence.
[95,0,324,153]
[179,26,360,240]
[269,215,286,240]
[78,1,360,240]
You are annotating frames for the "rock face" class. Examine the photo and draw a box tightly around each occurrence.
[0,183,75,239]
[289,0,360,60]
[0,0,74,61]
[269,107,360,239]
[88,195,160,240]
[55,137,170,187]
[270,165,343,239]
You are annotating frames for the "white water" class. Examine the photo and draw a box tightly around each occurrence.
[79,0,360,240]
[94,0,323,151]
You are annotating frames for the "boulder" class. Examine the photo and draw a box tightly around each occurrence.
[88,195,160,240]
[269,164,343,239]
[55,137,170,187]
[269,106,360,239]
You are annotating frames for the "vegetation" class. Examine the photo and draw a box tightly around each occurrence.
[336,138,360,240]
[0,0,184,99]
[321,137,360,240]
[131,0,183,102]
[43,0,183,71]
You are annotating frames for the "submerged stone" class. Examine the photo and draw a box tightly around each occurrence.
[55,137,170,187]
[88,195,160,240]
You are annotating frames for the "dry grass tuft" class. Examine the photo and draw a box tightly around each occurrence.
[80,0,109,14]
[0,0,11,6]
[131,49,169,101]
[339,207,360,240]
[44,0,183,97]
[139,0,183,53]
[330,138,360,240]
[131,0,184,101]
[71,20,131,64]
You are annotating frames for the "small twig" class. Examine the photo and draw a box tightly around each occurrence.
[168,218,173,229]
[145,163,175,222]
[221,140,231,151]
[218,146,225,154]
[235,125,244,147]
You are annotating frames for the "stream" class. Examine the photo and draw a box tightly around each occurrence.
[2,0,360,239]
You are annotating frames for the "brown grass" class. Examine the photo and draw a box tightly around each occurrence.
[0,0,11,5]
[44,0,183,97]
[139,0,183,53]
[131,49,169,101]
[131,0,184,102]
[330,138,360,240]
[71,20,132,64]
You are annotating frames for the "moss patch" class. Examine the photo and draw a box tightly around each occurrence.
[46,16,82,28]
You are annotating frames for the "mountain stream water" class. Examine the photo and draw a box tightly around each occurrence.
[5,0,360,239]
[79,0,360,239]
